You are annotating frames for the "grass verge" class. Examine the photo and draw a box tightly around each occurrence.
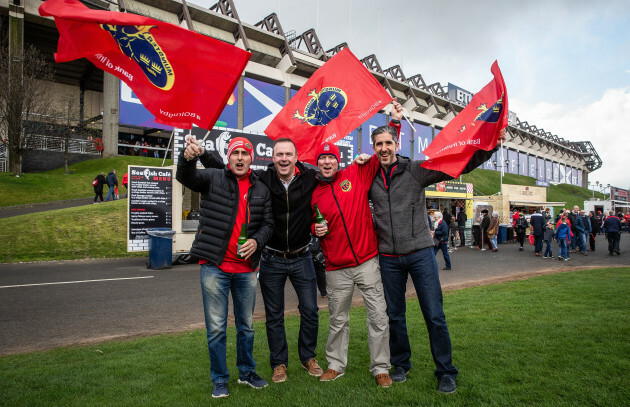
[0,200,142,263]
[0,156,172,207]
[1,268,628,406]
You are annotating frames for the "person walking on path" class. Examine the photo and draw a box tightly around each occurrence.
[603,211,622,255]
[93,172,106,203]
[367,99,505,394]
[432,211,452,269]
[456,207,467,247]
[104,169,118,201]
[589,211,599,251]
[487,211,500,252]
[311,142,392,388]
[530,208,545,256]
[177,137,274,398]
[543,222,555,259]
[477,209,493,251]
[515,213,529,251]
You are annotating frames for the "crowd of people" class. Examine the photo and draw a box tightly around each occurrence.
[175,100,505,398]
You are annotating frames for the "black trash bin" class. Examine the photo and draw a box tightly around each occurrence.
[147,228,176,269]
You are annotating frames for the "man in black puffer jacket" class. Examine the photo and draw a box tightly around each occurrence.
[176,137,274,398]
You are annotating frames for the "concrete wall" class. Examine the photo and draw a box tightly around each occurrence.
[22,150,100,173]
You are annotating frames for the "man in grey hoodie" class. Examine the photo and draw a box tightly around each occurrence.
[367,101,505,394]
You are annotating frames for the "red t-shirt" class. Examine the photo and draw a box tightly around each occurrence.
[200,172,252,273]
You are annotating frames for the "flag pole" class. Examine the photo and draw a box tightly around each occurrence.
[161,128,175,167]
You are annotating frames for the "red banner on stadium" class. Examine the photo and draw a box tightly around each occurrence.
[421,61,508,177]
[264,48,392,164]
[39,0,251,129]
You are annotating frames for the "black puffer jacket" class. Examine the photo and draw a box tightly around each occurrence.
[176,153,274,269]
[199,151,318,252]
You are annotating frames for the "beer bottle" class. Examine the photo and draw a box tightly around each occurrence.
[237,224,247,259]
[314,204,329,235]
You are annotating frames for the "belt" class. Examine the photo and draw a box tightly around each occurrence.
[264,246,309,259]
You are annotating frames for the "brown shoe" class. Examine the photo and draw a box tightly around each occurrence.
[272,364,287,383]
[319,369,344,382]
[375,373,393,388]
[302,358,324,377]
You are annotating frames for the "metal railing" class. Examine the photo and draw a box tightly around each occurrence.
[27,134,100,154]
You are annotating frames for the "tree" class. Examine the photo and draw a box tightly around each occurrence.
[0,35,56,176]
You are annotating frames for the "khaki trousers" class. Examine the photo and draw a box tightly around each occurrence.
[325,256,391,376]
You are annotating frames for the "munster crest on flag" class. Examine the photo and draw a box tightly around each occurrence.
[421,61,508,177]
[39,0,251,129]
[264,48,392,164]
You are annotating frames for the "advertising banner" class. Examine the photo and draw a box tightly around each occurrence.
[529,155,537,178]
[519,152,528,176]
[360,113,388,154]
[127,165,173,251]
[414,122,433,161]
[244,77,285,133]
[173,127,354,170]
[552,162,560,183]
[508,149,519,174]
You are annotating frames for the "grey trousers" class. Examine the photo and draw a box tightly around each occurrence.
[324,256,391,376]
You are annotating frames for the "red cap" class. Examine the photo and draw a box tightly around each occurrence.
[227,137,254,160]
[316,142,340,164]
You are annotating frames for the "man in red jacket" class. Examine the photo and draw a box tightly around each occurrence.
[311,141,392,388]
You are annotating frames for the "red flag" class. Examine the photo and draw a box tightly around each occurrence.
[264,48,392,164]
[421,61,508,177]
[39,0,251,129]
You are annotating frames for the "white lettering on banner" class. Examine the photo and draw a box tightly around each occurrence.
[417,137,430,154]
[95,54,133,81]
[159,109,201,121]
[255,143,272,157]
[433,138,481,155]
[358,100,383,119]
[456,89,473,105]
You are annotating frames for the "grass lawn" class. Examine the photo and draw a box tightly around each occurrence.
[1,268,628,406]
[0,200,142,263]
[0,156,172,207]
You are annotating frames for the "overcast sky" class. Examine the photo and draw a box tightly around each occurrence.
[190,0,630,190]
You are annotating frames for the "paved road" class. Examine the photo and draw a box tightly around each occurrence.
[1,237,628,355]
[0,197,100,219]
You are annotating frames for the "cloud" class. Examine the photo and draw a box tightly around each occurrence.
[511,87,630,189]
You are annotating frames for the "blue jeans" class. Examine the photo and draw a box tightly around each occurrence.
[534,234,543,254]
[570,231,577,250]
[543,241,552,257]
[558,238,569,259]
[379,248,458,379]
[258,250,319,368]
[458,226,466,246]
[200,264,257,384]
[105,185,117,201]
[579,231,588,253]
[432,242,451,268]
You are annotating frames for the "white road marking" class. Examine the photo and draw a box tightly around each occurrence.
[0,276,154,289]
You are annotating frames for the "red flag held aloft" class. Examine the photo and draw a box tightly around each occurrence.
[264,48,392,164]
[421,61,508,177]
[39,0,251,129]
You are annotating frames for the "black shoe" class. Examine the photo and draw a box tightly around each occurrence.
[443,267,451,270]
[519,247,523,251]
[438,375,457,394]
[615,250,620,255]
[390,366,408,383]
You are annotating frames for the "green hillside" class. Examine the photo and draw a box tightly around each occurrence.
[0,156,172,207]
[460,169,605,210]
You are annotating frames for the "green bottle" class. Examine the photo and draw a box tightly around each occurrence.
[237,224,247,259]
[314,204,329,235]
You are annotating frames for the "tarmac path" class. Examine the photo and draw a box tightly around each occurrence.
[1,236,628,356]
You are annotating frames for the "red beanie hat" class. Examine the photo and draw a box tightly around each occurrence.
[227,137,254,160]
[316,142,340,164]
